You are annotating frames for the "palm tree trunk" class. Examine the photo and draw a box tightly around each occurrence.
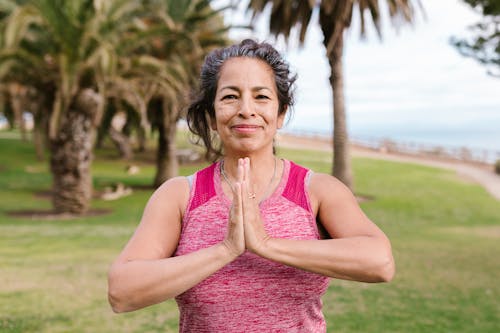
[95,103,115,149]
[33,110,48,161]
[136,125,147,153]
[49,89,100,214]
[109,126,133,160]
[9,85,28,141]
[50,109,94,214]
[153,105,178,188]
[324,33,353,189]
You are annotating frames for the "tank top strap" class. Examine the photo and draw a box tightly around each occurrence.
[281,161,312,213]
[187,162,217,212]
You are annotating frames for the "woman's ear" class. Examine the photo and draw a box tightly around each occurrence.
[210,117,217,131]
[277,106,287,129]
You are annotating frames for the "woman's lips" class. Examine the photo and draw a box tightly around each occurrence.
[231,124,260,133]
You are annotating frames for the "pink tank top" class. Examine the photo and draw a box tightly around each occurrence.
[174,159,330,332]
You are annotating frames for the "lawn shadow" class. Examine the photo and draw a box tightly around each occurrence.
[5,208,112,221]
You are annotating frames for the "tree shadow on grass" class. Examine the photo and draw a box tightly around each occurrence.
[355,193,375,203]
[6,189,113,221]
[7,185,374,220]
[6,208,112,221]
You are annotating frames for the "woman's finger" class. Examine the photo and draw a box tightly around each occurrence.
[242,157,255,200]
[236,158,244,183]
[226,181,245,256]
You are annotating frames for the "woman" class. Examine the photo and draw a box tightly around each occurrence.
[108,39,395,332]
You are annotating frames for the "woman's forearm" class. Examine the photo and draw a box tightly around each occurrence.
[108,243,236,313]
[258,236,395,282]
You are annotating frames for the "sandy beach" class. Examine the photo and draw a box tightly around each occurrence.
[277,133,500,201]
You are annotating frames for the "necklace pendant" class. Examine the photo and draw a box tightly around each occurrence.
[220,157,278,202]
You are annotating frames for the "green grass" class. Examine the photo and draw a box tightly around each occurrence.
[1,131,499,332]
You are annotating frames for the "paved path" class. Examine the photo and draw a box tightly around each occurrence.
[277,133,500,201]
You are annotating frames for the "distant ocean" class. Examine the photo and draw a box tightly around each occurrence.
[218,0,500,163]
[274,1,500,164]
[283,107,500,163]
[285,114,500,151]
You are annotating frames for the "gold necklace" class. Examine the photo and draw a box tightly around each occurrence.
[220,157,277,200]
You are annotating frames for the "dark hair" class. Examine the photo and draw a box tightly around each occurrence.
[186,38,297,160]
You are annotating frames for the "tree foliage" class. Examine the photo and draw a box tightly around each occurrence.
[247,0,421,189]
[0,0,230,214]
[452,0,500,77]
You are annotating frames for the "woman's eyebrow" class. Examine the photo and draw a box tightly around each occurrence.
[218,85,239,92]
[253,86,272,92]
[218,86,273,93]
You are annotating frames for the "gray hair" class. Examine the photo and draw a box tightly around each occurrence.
[186,39,297,160]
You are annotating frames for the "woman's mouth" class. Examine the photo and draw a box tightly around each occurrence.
[231,124,260,133]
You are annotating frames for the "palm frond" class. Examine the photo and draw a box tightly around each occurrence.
[3,4,39,47]
[249,0,422,54]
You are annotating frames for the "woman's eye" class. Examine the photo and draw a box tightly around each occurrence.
[222,95,237,100]
[256,94,269,100]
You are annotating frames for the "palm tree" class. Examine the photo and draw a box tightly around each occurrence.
[144,0,230,186]
[0,1,32,141]
[1,0,230,213]
[1,1,52,160]
[247,0,421,189]
[0,0,148,214]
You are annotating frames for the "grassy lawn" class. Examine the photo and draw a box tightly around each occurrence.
[1,132,499,332]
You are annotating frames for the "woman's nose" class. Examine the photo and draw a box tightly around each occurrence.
[238,97,255,117]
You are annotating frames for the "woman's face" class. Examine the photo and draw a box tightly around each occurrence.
[212,57,285,155]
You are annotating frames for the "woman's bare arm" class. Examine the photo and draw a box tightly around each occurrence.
[252,173,395,282]
[107,177,239,313]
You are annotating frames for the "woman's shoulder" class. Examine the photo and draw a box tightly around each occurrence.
[285,160,341,187]
[154,162,216,194]
[156,176,190,192]
[308,171,354,202]
[151,162,218,210]
[149,176,191,209]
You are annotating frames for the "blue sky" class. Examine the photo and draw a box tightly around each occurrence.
[222,0,500,152]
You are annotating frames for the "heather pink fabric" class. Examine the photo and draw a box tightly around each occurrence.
[174,159,330,332]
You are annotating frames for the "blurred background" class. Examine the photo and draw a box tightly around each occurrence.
[228,0,500,153]
[1,0,499,332]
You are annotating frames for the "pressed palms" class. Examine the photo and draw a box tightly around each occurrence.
[248,0,421,189]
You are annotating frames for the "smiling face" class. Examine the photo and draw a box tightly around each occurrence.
[212,57,286,156]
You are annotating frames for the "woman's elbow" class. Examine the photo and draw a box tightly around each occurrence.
[381,257,396,282]
[374,251,395,282]
[108,290,126,313]
[370,235,396,282]
[107,266,132,313]
[108,288,130,313]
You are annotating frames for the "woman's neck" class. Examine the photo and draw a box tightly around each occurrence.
[221,149,275,178]
[220,151,282,200]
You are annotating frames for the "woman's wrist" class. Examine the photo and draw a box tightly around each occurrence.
[218,241,243,262]
[248,235,273,257]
